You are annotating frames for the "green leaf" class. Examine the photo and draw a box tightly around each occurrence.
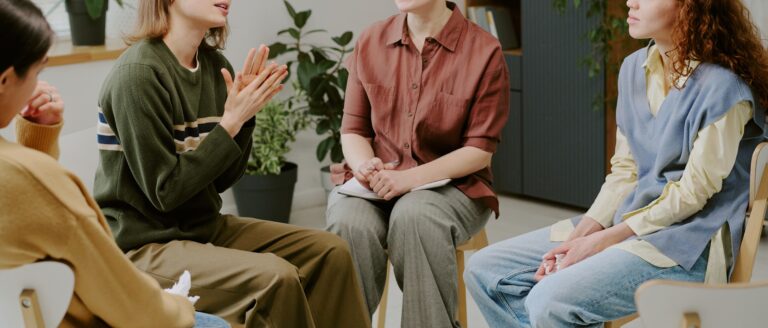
[574,0,582,8]
[316,137,334,161]
[294,11,311,29]
[297,57,324,90]
[331,31,353,46]
[277,28,301,40]
[337,68,349,92]
[303,29,327,37]
[330,142,344,163]
[84,0,104,19]
[268,42,289,59]
[284,0,297,18]
[316,120,331,134]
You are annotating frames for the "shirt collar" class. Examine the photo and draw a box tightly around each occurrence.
[644,41,700,89]
[386,1,465,52]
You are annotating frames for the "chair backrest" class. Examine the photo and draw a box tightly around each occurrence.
[732,142,768,283]
[0,261,75,327]
[633,280,768,328]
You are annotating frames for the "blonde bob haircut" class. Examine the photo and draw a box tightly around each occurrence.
[125,0,228,50]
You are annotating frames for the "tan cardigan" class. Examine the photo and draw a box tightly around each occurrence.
[0,117,195,327]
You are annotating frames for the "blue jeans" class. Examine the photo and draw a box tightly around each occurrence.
[464,227,708,328]
[194,312,230,328]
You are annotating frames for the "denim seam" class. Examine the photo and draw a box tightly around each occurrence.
[493,266,540,322]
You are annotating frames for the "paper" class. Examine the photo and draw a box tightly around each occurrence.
[338,178,452,201]
[164,270,200,305]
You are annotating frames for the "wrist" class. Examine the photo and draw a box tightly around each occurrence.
[219,116,242,138]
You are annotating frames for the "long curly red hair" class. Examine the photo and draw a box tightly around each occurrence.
[672,0,768,108]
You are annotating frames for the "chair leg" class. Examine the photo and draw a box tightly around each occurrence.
[377,261,391,328]
[457,250,468,328]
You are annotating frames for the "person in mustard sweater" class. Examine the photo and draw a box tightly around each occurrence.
[0,0,229,326]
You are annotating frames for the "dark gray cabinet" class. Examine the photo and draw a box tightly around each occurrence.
[491,1,605,208]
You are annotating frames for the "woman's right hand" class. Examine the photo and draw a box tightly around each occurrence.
[353,157,397,189]
[219,62,287,137]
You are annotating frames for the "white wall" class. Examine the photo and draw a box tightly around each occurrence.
[744,0,768,43]
[2,0,407,214]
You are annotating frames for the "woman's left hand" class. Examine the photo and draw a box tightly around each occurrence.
[542,223,635,274]
[369,169,419,201]
[20,81,63,126]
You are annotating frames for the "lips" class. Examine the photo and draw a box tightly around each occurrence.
[214,2,229,13]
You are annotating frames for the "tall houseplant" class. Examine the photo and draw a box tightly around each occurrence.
[267,0,354,192]
[232,100,310,222]
[52,0,125,46]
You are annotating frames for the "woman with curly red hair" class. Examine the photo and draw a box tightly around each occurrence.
[464,0,768,327]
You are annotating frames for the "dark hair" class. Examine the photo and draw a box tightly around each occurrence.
[0,0,54,78]
[672,0,768,108]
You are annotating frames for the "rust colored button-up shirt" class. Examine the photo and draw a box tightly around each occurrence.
[334,1,510,216]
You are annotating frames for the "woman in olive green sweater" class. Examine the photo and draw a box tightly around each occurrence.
[0,0,227,326]
[94,0,370,327]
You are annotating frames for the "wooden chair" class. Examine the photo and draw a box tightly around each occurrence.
[376,229,489,328]
[630,279,768,328]
[0,261,75,328]
[609,141,768,328]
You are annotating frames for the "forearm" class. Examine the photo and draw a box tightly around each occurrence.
[341,133,375,171]
[409,146,492,186]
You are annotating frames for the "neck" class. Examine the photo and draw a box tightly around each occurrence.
[654,38,675,71]
[163,17,207,69]
[406,2,452,40]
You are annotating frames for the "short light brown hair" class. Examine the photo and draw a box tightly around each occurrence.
[125,0,228,50]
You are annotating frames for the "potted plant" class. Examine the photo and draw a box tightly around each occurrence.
[231,100,310,223]
[56,0,124,46]
[267,0,354,193]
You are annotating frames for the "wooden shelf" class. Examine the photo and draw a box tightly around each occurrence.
[48,38,127,67]
[503,49,522,57]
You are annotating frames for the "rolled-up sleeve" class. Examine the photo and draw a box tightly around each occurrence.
[341,46,374,138]
[462,49,510,153]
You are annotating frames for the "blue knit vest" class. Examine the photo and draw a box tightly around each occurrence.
[613,47,765,270]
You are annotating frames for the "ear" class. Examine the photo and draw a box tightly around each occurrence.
[0,66,15,95]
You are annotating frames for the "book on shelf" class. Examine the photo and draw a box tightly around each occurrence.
[467,5,519,50]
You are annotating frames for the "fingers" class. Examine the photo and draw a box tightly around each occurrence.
[242,62,278,93]
[221,68,234,93]
[253,44,269,75]
[370,158,384,171]
[543,244,569,261]
[28,92,49,110]
[533,262,547,282]
[242,48,256,76]
[383,161,399,170]
[253,70,287,105]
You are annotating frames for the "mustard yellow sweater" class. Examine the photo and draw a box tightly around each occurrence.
[0,117,195,327]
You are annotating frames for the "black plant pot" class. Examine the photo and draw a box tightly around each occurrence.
[65,0,108,46]
[232,162,298,223]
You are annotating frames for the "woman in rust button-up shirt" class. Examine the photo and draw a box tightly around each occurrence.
[325,1,509,327]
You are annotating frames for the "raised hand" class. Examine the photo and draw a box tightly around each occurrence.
[20,81,63,126]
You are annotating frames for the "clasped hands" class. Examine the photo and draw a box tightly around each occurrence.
[354,157,420,201]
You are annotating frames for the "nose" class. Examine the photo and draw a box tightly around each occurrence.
[626,0,639,9]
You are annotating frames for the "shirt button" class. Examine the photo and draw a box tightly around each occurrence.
[408,111,414,117]
[411,83,418,90]
[422,58,428,65]
[404,143,410,149]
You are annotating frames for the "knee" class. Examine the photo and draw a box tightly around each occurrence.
[525,280,579,327]
[255,256,302,291]
[388,198,441,238]
[464,247,497,289]
[326,205,370,239]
